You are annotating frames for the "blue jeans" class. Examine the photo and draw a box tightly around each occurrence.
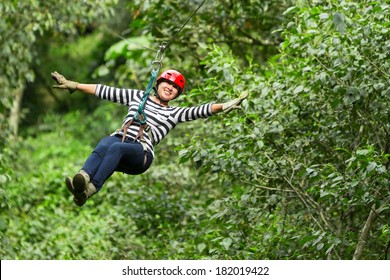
[81,135,153,191]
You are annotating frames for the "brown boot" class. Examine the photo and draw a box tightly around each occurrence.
[65,177,88,207]
[73,182,97,206]
[84,182,97,199]
[73,170,90,193]
[65,177,75,195]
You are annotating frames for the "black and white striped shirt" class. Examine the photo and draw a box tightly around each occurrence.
[95,85,214,157]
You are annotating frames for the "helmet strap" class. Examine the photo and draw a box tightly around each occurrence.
[153,87,170,103]
[154,83,182,104]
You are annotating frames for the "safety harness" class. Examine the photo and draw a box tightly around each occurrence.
[119,0,207,157]
[119,43,167,153]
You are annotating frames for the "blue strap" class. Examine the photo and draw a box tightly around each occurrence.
[132,68,159,125]
[132,43,166,126]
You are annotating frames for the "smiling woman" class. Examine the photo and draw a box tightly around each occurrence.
[154,70,185,103]
[51,70,248,207]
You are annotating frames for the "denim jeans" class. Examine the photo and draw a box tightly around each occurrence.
[81,135,153,191]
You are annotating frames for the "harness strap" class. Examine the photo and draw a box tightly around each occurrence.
[120,121,148,167]
[119,46,165,159]
[120,63,160,143]
[117,132,148,166]
[118,1,206,151]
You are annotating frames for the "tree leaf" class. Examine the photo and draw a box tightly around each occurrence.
[294,85,304,94]
[197,243,207,253]
[221,237,233,250]
[333,12,347,34]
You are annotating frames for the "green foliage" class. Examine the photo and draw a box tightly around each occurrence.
[0,0,117,90]
[0,107,221,260]
[177,0,390,259]
[2,0,389,261]
[95,0,294,92]
[0,1,118,254]
[1,105,132,259]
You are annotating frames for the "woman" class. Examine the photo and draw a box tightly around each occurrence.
[51,69,248,206]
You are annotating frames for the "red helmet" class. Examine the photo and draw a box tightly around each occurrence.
[157,69,185,94]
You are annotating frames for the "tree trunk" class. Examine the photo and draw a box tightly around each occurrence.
[353,204,384,260]
[9,87,24,136]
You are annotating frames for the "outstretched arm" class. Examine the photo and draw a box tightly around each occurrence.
[51,71,96,95]
[76,84,97,95]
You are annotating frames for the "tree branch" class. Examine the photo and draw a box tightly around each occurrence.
[353,203,386,260]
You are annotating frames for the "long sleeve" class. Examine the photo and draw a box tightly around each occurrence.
[95,84,144,106]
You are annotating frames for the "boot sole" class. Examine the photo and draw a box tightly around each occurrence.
[73,197,86,207]
[65,177,86,207]
[65,177,75,195]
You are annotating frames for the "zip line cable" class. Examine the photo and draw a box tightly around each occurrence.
[164,0,207,49]
[102,0,207,58]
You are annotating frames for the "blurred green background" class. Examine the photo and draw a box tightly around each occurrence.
[0,0,389,260]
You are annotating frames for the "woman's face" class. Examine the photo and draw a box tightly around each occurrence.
[157,81,180,101]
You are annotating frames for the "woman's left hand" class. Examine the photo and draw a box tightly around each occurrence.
[221,91,249,113]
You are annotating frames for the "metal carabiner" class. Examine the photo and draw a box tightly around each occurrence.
[154,42,167,62]
[150,60,162,71]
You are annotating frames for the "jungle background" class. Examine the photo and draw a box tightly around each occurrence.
[1,0,389,260]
